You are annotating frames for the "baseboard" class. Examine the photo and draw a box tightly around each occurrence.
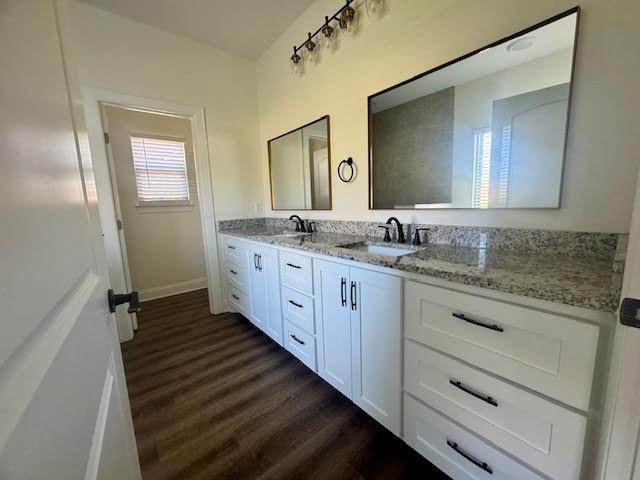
[139,277,208,302]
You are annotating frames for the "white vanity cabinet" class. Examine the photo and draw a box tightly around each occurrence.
[314,258,402,435]
[245,243,283,345]
[220,233,605,479]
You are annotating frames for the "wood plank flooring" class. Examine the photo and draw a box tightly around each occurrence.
[121,289,449,480]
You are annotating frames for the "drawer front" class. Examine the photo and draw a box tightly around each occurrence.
[281,286,315,334]
[228,285,249,316]
[405,281,599,410]
[224,236,246,266]
[404,394,545,480]
[226,261,249,293]
[284,322,316,371]
[405,340,586,480]
[279,251,313,295]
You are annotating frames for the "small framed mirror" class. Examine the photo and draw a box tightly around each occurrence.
[269,116,332,210]
[368,8,579,209]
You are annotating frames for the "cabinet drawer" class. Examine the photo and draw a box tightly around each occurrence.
[284,322,316,371]
[281,286,314,334]
[224,236,246,266]
[405,340,586,480]
[228,285,249,316]
[404,394,545,480]
[405,281,599,410]
[279,251,313,295]
[226,261,248,293]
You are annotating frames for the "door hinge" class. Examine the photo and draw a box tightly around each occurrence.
[116,219,123,231]
[103,132,110,144]
[620,297,640,328]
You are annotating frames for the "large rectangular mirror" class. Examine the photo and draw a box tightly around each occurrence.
[369,9,578,209]
[269,116,331,210]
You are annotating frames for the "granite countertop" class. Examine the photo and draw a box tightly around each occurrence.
[220,228,622,313]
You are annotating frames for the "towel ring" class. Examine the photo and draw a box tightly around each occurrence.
[338,157,355,183]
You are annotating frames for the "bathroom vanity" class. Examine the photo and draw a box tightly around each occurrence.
[219,220,623,480]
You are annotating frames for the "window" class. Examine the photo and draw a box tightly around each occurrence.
[130,136,190,205]
[471,128,492,209]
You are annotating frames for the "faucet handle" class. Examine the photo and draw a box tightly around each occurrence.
[308,221,316,233]
[413,227,429,246]
[378,225,392,242]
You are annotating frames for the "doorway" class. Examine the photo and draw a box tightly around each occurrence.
[103,104,208,311]
[83,88,224,342]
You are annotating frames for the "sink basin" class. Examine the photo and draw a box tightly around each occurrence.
[269,232,306,238]
[340,242,416,257]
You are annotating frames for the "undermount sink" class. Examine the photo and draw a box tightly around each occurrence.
[340,242,416,257]
[269,232,307,238]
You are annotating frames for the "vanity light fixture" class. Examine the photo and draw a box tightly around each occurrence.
[290,46,302,74]
[289,0,383,74]
[365,0,383,16]
[321,16,335,49]
[339,0,357,34]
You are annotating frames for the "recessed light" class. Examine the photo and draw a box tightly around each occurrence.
[507,36,535,52]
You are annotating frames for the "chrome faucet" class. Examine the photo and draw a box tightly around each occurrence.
[386,217,406,243]
[289,215,306,233]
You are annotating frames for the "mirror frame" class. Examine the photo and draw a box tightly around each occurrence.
[367,6,580,210]
[268,114,332,211]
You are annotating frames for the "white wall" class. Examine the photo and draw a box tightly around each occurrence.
[256,0,640,232]
[103,106,207,299]
[69,1,264,220]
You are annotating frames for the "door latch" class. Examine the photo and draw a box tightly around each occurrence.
[620,297,640,328]
[108,289,141,314]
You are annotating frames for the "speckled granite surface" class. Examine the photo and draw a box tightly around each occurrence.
[218,219,626,313]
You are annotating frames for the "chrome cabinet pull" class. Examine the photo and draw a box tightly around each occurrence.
[253,253,258,270]
[286,262,301,269]
[258,254,263,272]
[231,294,240,300]
[228,245,236,250]
[288,300,303,309]
[341,278,347,307]
[449,380,498,407]
[452,313,503,333]
[447,440,493,474]
[350,281,357,310]
[230,269,238,275]
[290,334,305,345]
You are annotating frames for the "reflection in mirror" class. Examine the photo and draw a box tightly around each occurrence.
[269,116,331,210]
[369,9,578,209]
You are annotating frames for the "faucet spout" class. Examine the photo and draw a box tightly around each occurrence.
[385,217,406,243]
[289,215,306,233]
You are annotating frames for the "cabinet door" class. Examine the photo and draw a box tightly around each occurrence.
[351,267,402,435]
[247,247,267,331]
[247,246,283,345]
[261,247,283,345]
[314,259,352,397]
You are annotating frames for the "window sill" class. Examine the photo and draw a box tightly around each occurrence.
[136,201,195,213]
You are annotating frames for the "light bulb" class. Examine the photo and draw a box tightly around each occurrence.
[365,0,383,17]
[339,0,357,36]
[290,46,303,75]
[321,16,336,50]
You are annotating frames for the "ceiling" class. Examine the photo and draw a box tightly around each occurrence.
[78,0,315,59]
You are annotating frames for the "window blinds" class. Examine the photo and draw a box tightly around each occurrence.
[130,136,190,204]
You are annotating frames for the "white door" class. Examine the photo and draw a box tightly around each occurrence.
[248,247,268,331]
[0,1,140,479]
[598,170,640,480]
[350,267,402,435]
[260,247,283,345]
[315,259,352,397]
[97,108,136,342]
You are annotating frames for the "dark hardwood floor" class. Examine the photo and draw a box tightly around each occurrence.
[121,289,449,480]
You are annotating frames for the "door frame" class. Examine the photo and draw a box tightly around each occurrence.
[83,87,224,324]
[596,170,640,480]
